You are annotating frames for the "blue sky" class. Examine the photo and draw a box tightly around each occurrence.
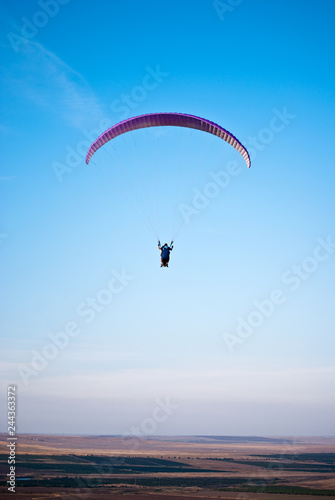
[1,0,335,436]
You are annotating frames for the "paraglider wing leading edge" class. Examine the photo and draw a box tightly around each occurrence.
[85,112,251,168]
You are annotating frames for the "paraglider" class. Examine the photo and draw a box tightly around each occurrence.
[158,241,173,267]
[86,112,250,268]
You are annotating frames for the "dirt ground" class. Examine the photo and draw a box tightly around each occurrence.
[1,434,334,457]
[1,487,335,500]
[1,435,334,499]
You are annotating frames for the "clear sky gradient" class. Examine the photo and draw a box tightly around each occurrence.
[1,0,335,436]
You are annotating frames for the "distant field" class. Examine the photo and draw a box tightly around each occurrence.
[0,435,334,499]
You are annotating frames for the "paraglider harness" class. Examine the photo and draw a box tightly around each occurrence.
[158,241,173,267]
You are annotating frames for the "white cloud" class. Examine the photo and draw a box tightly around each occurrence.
[2,39,104,128]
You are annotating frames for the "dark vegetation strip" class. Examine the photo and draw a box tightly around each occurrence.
[223,460,335,471]
[0,476,251,488]
[227,485,335,495]
[14,462,216,474]
[1,477,335,493]
[84,455,187,466]
[0,454,189,467]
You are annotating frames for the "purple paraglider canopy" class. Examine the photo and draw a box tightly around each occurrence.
[86,112,251,168]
